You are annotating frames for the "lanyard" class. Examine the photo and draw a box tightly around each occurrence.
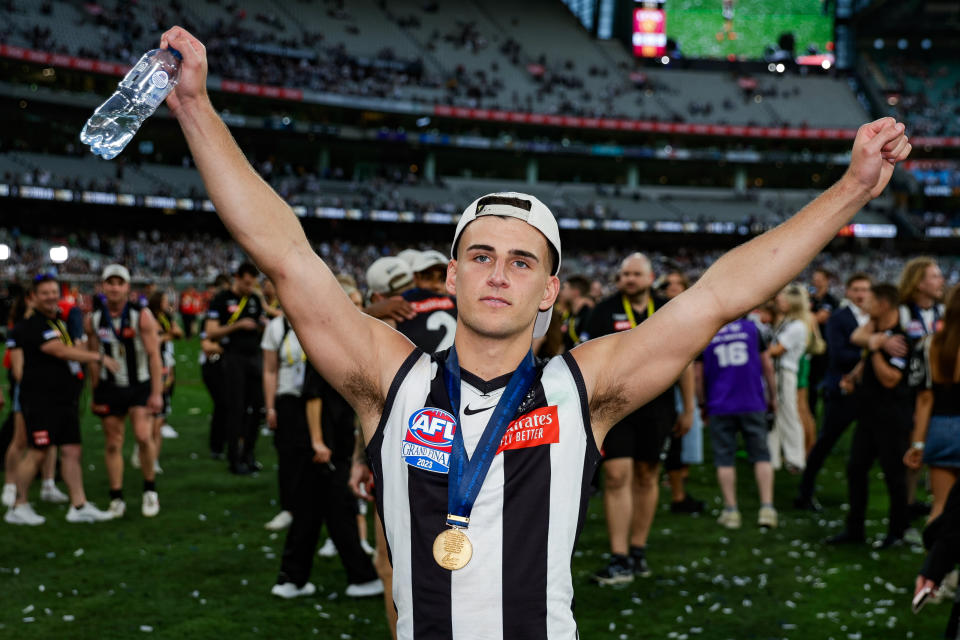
[47,318,72,347]
[227,296,249,325]
[562,310,580,345]
[621,295,655,329]
[283,331,306,366]
[157,313,171,333]
[442,346,537,529]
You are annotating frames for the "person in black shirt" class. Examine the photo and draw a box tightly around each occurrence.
[201,274,231,459]
[5,275,118,526]
[828,283,914,549]
[580,254,695,583]
[808,268,839,414]
[205,263,265,475]
[557,274,593,353]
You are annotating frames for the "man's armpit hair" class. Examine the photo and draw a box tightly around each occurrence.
[589,380,630,426]
[343,370,385,414]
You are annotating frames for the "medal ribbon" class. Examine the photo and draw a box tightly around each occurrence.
[47,318,72,347]
[621,295,655,329]
[226,296,249,325]
[442,346,537,529]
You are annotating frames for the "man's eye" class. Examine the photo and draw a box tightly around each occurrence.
[513,260,529,269]
[474,255,490,263]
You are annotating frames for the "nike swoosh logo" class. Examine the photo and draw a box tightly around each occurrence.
[463,405,494,416]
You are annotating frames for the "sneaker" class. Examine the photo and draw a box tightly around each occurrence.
[717,509,742,530]
[931,569,958,604]
[632,553,652,578]
[264,510,293,531]
[591,556,634,585]
[360,539,375,556]
[130,443,141,469]
[41,483,70,504]
[4,503,45,526]
[142,491,159,518]
[903,527,923,546]
[317,538,338,558]
[758,506,778,529]
[66,502,114,523]
[108,498,126,519]
[345,579,385,598]
[670,494,706,514]
[2,483,17,508]
[270,582,316,599]
[160,424,179,439]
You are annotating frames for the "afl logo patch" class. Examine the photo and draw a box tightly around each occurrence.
[402,407,457,474]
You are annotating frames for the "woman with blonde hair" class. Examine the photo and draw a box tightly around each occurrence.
[904,284,960,521]
[768,284,815,472]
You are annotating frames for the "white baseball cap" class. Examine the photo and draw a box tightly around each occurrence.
[450,192,561,338]
[411,249,449,274]
[366,256,413,295]
[396,248,422,268]
[102,264,131,283]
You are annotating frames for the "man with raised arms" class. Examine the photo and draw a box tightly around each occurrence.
[159,25,910,640]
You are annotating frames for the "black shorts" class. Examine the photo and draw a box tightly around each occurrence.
[92,381,151,417]
[23,401,81,449]
[601,406,675,463]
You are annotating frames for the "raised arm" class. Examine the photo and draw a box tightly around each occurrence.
[160,27,414,428]
[572,118,911,438]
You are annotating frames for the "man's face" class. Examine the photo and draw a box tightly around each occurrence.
[236,273,257,296]
[868,294,889,321]
[103,276,129,306]
[618,256,654,297]
[812,271,829,292]
[34,281,60,315]
[414,266,448,295]
[917,264,945,301]
[846,279,871,309]
[449,217,558,340]
[589,280,604,300]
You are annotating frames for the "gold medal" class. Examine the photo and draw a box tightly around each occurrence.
[433,527,473,570]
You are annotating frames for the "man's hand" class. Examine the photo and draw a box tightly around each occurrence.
[867,332,907,358]
[365,297,416,323]
[102,355,121,374]
[673,410,693,437]
[147,393,164,415]
[845,118,912,200]
[159,26,209,115]
[266,408,277,430]
[312,441,332,464]
[349,460,374,501]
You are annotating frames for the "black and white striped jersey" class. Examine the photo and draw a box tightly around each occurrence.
[367,348,600,640]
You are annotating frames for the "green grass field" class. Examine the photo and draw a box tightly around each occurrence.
[0,338,948,639]
[666,0,833,61]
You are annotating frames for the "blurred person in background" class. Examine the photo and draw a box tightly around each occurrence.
[86,265,164,519]
[201,274,231,460]
[147,291,183,470]
[795,273,873,511]
[658,269,705,515]
[808,267,839,416]
[904,283,960,522]
[767,284,812,473]
[797,302,827,456]
[178,285,202,338]
[557,274,593,353]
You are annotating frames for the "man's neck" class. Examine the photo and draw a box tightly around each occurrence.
[913,294,934,310]
[39,307,57,319]
[623,289,649,308]
[877,309,899,331]
[453,328,531,382]
[107,301,124,315]
[232,285,243,297]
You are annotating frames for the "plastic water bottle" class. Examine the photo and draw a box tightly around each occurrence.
[80,47,182,160]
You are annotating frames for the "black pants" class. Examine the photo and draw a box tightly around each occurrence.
[221,351,264,467]
[277,452,378,588]
[201,356,226,455]
[807,353,828,415]
[798,390,859,500]
[274,394,308,513]
[664,434,685,473]
[845,412,911,538]
[181,313,196,338]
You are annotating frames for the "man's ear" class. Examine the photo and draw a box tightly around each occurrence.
[540,275,560,311]
[446,260,457,297]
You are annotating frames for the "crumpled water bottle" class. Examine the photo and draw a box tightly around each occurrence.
[80,47,182,160]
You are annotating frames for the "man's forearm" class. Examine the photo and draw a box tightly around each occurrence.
[680,364,695,412]
[149,352,163,397]
[263,371,277,412]
[175,99,312,278]
[696,178,870,323]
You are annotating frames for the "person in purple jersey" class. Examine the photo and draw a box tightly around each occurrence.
[698,316,778,529]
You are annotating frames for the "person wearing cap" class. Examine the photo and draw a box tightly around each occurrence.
[400,250,459,354]
[205,262,266,475]
[160,23,910,637]
[5,274,119,526]
[84,264,165,518]
[410,250,450,297]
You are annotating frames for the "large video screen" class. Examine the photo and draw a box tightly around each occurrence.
[633,0,834,62]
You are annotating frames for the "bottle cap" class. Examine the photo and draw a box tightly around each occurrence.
[166,46,183,61]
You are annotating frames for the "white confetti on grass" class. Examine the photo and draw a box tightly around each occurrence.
[63,615,74,622]
[140,625,153,632]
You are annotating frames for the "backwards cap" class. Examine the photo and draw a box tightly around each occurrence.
[450,192,561,338]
